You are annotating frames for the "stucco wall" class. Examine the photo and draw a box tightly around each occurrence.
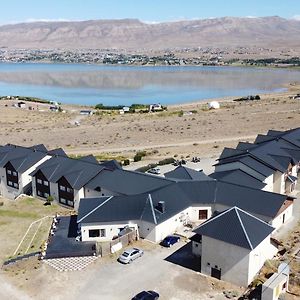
[263,174,274,192]
[273,171,284,194]
[201,235,251,286]
[271,203,293,230]
[248,236,278,283]
[81,222,138,242]
[192,241,202,256]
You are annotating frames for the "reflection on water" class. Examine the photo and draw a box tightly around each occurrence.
[0,63,298,105]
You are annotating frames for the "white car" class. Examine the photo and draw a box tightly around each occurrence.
[148,168,161,175]
[118,248,144,264]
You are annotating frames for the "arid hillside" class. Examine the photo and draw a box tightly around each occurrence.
[0,17,300,50]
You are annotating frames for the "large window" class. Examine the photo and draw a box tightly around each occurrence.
[88,229,106,238]
[37,179,42,184]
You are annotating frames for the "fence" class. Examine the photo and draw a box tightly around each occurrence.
[96,230,138,257]
[3,251,40,266]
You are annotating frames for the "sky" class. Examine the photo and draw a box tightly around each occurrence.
[1,0,299,25]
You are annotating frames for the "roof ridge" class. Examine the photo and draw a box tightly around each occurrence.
[148,194,157,225]
[235,207,253,250]
[77,196,113,223]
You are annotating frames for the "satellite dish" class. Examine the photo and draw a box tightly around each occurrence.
[278,262,290,276]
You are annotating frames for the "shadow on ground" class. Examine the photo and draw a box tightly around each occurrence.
[164,241,201,272]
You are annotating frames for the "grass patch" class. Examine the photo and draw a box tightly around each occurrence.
[0,209,39,219]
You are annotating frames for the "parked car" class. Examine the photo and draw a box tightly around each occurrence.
[148,167,161,174]
[160,235,180,247]
[132,290,159,300]
[118,248,144,264]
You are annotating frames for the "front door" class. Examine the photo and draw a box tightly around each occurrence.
[211,267,221,280]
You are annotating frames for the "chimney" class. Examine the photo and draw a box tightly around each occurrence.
[157,201,165,213]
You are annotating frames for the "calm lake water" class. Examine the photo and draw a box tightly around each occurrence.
[0,63,299,105]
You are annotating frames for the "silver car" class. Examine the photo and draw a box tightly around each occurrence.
[118,248,144,264]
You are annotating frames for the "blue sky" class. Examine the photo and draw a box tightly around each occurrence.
[1,0,299,25]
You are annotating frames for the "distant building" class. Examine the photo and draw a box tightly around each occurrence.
[80,110,93,115]
[149,104,163,112]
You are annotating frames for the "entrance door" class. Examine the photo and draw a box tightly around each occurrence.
[211,267,221,280]
[199,209,208,220]
[283,214,285,224]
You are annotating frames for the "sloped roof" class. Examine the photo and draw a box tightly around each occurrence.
[100,159,122,170]
[164,166,213,181]
[47,148,67,157]
[30,155,105,190]
[192,207,275,250]
[215,181,286,220]
[85,169,174,195]
[210,169,266,190]
[0,144,48,173]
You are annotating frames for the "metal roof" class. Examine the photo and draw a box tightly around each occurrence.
[193,207,275,250]
[164,166,213,181]
[210,169,266,190]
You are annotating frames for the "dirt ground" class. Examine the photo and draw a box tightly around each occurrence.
[0,83,299,162]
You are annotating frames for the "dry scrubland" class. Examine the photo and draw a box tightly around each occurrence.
[0,84,300,164]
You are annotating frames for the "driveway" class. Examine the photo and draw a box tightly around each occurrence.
[70,240,231,300]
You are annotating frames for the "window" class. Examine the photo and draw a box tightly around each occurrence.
[37,190,42,196]
[66,187,73,193]
[100,229,106,237]
[199,209,208,220]
[44,181,49,186]
[60,198,66,204]
[7,170,12,175]
[59,185,66,192]
[67,200,74,207]
[44,193,49,198]
[89,229,100,238]
[12,171,17,176]
[37,179,42,184]
[13,183,19,188]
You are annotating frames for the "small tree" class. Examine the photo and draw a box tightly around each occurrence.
[46,195,54,206]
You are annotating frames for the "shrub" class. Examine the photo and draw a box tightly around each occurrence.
[46,195,54,205]
[158,157,176,165]
[123,159,130,166]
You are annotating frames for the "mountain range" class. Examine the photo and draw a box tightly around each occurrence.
[0,16,299,50]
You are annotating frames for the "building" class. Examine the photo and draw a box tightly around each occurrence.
[190,207,278,286]
[0,144,52,199]
[30,154,105,209]
[214,127,300,194]
[77,179,294,243]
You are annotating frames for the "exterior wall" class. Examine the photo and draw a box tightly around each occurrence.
[273,171,284,194]
[215,162,265,181]
[74,188,84,210]
[192,241,202,256]
[0,155,50,199]
[81,221,138,242]
[201,235,251,286]
[248,236,278,282]
[291,165,297,177]
[262,174,274,192]
[271,203,293,230]
[151,208,192,243]
[138,220,157,241]
[189,206,212,223]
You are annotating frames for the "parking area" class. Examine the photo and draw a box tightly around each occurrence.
[69,239,240,300]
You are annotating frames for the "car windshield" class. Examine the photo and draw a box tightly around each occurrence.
[122,252,129,257]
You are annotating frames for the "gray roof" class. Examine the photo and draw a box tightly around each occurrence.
[77,179,287,226]
[210,169,266,190]
[85,169,174,195]
[216,128,300,176]
[164,166,213,181]
[30,155,105,190]
[192,207,275,250]
[0,144,48,173]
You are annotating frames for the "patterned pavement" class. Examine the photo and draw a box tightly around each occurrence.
[43,256,98,271]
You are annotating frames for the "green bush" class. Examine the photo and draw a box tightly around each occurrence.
[158,157,176,165]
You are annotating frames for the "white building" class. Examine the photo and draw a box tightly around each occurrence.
[191,207,278,287]
[0,144,51,199]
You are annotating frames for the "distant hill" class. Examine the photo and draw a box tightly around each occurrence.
[0,17,300,50]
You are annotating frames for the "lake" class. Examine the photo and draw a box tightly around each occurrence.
[0,63,299,106]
